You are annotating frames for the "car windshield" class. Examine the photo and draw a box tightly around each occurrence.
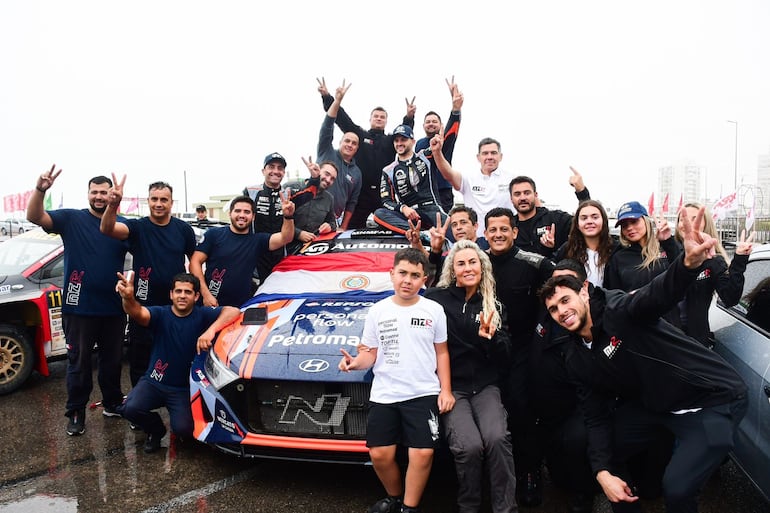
[0,232,60,275]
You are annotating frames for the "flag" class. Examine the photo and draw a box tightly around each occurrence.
[126,197,139,214]
[677,193,683,212]
[661,193,669,214]
[44,192,52,210]
[711,191,737,221]
[647,192,655,216]
[745,205,755,232]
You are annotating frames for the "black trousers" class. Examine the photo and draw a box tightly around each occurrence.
[607,396,747,513]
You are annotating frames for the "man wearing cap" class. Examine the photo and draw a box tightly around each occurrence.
[317,77,415,229]
[373,124,447,235]
[243,152,290,282]
[194,204,211,227]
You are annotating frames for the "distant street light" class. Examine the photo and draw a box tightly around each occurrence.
[727,120,738,190]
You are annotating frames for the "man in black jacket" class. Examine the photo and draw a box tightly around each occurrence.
[538,207,747,513]
[317,77,415,229]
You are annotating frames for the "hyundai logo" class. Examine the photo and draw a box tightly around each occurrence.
[299,359,329,373]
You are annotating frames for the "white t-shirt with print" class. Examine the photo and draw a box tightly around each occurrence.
[364,296,448,404]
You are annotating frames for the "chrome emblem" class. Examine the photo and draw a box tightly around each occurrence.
[298,359,329,373]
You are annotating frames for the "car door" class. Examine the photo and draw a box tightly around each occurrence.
[709,249,770,501]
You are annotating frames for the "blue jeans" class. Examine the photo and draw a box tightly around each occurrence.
[120,376,193,437]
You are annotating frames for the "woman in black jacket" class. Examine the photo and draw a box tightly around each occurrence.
[674,202,754,347]
[424,239,517,513]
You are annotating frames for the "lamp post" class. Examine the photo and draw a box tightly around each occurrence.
[727,120,738,190]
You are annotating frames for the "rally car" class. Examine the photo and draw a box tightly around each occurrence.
[190,229,413,463]
[0,229,67,395]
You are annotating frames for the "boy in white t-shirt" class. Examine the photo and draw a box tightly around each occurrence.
[339,248,454,513]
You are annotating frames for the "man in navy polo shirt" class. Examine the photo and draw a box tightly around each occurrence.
[116,272,239,453]
[100,175,197,388]
[27,165,130,436]
[189,195,295,307]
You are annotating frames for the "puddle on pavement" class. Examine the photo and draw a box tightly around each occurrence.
[0,494,77,512]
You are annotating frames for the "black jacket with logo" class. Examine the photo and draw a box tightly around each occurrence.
[424,285,511,394]
[563,256,747,474]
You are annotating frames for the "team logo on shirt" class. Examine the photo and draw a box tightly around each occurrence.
[136,267,152,301]
[535,323,546,338]
[208,268,226,298]
[410,317,433,328]
[603,335,623,359]
[150,359,168,382]
[696,269,712,281]
[66,270,85,306]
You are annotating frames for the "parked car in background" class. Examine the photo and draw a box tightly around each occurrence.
[709,243,770,502]
[0,229,67,394]
[1,218,37,237]
[190,228,411,463]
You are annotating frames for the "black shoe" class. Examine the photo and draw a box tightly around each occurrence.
[401,507,420,513]
[143,428,166,453]
[568,492,593,513]
[368,496,402,513]
[66,409,86,436]
[102,405,121,418]
[517,470,543,507]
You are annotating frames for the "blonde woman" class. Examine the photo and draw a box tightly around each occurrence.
[674,202,754,347]
[604,201,681,293]
[424,239,517,513]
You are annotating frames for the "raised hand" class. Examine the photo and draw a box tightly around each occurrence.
[301,155,320,178]
[37,164,62,192]
[428,212,449,254]
[478,310,496,340]
[568,166,585,192]
[339,348,355,372]
[405,96,417,118]
[279,190,295,218]
[334,79,351,101]
[735,229,755,256]
[655,212,672,241]
[540,223,556,249]
[679,206,716,269]
[405,218,423,249]
[316,76,329,96]
[446,76,464,111]
[108,172,126,207]
[115,270,135,298]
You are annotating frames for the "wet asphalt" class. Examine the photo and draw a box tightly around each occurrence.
[0,359,768,513]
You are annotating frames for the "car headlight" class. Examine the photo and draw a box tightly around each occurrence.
[204,348,240,390]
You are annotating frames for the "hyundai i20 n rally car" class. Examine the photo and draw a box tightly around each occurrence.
[190,229,415,463]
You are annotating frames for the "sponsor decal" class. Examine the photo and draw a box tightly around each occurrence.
[195,369,211,388]
[136,267,152,301]
[696,268,712,281]
[216,409,244,436]
[278,394,350,427]
[293,311,367,327]
[298,359,329,373]
[340,275,370,290]
[65,270,85,306]
[603,335,622,359]
[267,333,360,348]
[535,323,546,337]
[301,240,409,255]
[410,317,433,328]
[0,285,10,295]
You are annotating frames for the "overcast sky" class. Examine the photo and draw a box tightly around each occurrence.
[2,1,769,215]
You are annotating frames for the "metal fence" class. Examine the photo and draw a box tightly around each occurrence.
[716,216,770,245]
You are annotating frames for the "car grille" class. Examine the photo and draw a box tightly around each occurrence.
[225,380,370,438]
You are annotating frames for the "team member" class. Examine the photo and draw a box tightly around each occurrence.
[539,207,747,513]
[373,124,446,234]
[100,175,196,387]
[287,159,338,250]
[425,240,517,513]
[243,152,291,281]
[339,248,454,513]
[116,272,239,453]
[27,165,129,435]
[509,172,590,257]
[189,195,295,307]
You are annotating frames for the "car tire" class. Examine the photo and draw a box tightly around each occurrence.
[18,227,24,234]
[0,227,7,236]
[0,325,35,395]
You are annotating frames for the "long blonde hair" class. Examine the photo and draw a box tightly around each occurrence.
[618,216,662,270]
[675,202,729,261]
[436,240,502,329]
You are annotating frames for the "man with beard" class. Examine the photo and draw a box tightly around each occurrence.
[373,124,447,234]
[100,176,196,390]
[27,166,130,436]
[539,207,747,513]
[317,77,415,229]
[509,172,590,258]
[189,195,295,307]
[286,160,338,252]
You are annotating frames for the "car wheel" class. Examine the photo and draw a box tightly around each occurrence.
[18,227,24,234]
[0,326,35,395]
[0,227,7,236]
